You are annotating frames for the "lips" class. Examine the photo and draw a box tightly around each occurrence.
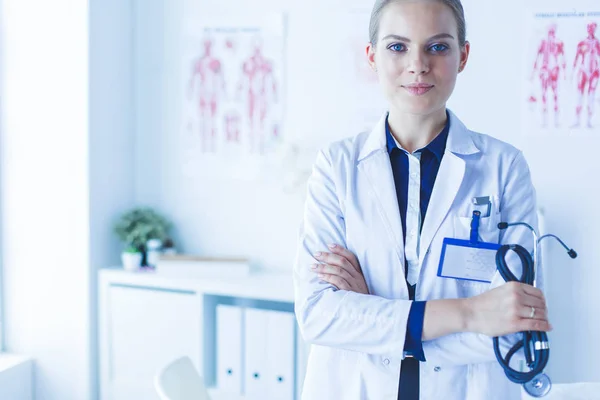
[403,83,434,96]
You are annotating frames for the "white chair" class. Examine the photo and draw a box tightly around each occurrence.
[154,356,212,400]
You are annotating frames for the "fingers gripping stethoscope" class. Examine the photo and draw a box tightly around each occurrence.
[494,221,577,398]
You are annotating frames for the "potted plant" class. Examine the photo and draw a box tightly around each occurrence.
[114,207,172,270]
[121,245,143,271]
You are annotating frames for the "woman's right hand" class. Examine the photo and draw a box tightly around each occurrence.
[465,281,552,337]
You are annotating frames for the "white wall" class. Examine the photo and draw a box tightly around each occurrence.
[132,0,378,271]
[1,0,135,399]
[89,0,136,398]
[0,0,6,351]
[0,1,91,399]
[132,0,600,385]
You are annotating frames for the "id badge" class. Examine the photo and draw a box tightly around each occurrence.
[437,238,500,283]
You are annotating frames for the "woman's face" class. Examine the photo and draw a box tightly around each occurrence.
[367,0,470,116]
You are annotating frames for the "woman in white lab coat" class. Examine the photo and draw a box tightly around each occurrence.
[293,1,551,399]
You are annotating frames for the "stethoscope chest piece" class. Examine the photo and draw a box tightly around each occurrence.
[523,372,552,398]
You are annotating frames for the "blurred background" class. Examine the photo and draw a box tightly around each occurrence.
[0,0,599,399]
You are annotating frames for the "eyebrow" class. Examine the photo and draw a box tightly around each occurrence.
[380,33,455,42]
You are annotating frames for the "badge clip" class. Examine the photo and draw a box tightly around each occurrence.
[470,210,481,243]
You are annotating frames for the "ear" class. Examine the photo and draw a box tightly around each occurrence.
[366,43,377,72]
[458,41,470,73]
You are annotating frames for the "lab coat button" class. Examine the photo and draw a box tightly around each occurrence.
[383,358,390,366]
[434,366,441,372]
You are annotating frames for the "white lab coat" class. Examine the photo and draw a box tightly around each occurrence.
[293,110,540,400]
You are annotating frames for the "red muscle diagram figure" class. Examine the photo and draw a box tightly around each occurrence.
[572,22,600,129]
[224,111,241,143]
[530,24,567,128]
[237,38,278,154]
[188,38,226,152]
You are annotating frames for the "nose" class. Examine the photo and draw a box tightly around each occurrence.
[407,50,429,75]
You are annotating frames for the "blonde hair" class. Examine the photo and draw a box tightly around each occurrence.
[369,0,467,47]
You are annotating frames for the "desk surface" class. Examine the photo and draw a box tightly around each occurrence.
[522,382,600,400]
[0,354,32,373]
[208,383,600,400]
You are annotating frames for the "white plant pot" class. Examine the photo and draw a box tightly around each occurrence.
[121,252,142,271]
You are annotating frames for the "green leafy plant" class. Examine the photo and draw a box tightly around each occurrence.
[114,207,171,251]
[123,246,139,254]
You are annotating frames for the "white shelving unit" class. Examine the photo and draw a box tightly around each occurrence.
[98,268,307,400]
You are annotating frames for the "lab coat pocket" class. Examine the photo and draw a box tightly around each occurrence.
[452,213,501,297]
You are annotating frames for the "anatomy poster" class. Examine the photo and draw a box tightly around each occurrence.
[523,9,600,134]
[181,14,285,179]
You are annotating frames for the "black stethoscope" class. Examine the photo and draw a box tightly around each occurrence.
[495,221,577,397]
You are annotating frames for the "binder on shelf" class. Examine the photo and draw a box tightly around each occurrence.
[244,309,270,398]
[216,304,243,394]
[155,255,250,279]
[243,308,296,399]
[266,310,295,400]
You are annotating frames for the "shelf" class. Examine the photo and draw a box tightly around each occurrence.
[99,268,295,303]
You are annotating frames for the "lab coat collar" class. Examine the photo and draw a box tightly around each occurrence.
[357,109,480,163]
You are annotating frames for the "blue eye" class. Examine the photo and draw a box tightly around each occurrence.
[429,43,449,53]
[388,43,406,52]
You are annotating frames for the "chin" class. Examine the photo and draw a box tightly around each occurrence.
[394,101,443,116]
[387,89,450,116]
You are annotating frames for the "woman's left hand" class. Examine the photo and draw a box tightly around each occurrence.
[311,244,369,295]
